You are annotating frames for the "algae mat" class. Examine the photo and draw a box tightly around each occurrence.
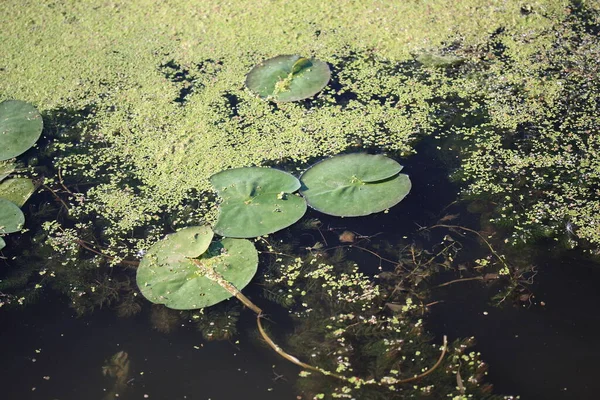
[0,0,568,248]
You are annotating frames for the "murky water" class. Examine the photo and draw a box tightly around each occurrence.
[3,141,600,399]
[0,296,298,400]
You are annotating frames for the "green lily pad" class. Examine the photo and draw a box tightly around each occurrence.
[0,236,5,251]
[0,161,16,182]
[0,178,36,207]
[245,55,331,102]
[0,198,25,234]
[137,226,258,310]
[211,167,307,238]
[299,153,411,217]
[0,100,43,161]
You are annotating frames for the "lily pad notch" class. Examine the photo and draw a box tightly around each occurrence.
[210,167,307,238]
[245,55,331,102]
[136,225,259,310]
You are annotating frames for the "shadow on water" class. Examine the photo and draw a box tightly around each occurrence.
[0,293,298,400]
[426,251,600,400]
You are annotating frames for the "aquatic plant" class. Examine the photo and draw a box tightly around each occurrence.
[0,199,25,235]
[210,167,307,238]
[0,100,43,161]
[136,225,258,309]
[299,153,411,216]
[0,101,42,250]
[245,55,331,102]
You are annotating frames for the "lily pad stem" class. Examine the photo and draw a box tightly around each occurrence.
[191,259,448,387]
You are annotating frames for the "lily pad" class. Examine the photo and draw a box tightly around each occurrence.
[211,167,307,238]
[245,55,331,102]
[0,100,43,161]
[0,178,36,207]
[136,226,258,310]
[0,237,5,251]
[299,153,411,217]
[0,161,16,182]
[0,198,25,234]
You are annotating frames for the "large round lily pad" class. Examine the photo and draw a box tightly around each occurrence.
[0,100,43,161]
[0,198,25,234]
[211,167,307,238]
[299,153,411,217]
[245,55,331,102]
[0,178,36,207]
[137,226,259,310]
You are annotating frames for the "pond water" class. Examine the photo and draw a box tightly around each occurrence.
[2,141,600,400]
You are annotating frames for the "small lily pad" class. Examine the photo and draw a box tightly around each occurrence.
[0,198,25,234]
[0,237,5,251]
[0,178,36,207]
[245,55,331,102]
[136,226,258,310]
[0,100,44,161]
[211,167,307,238]
[415,53,464,68]
[0,161,16,182]
[300,153,411,217]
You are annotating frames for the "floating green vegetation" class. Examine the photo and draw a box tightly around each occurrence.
[245,55,331,102]
[0,199,25,234]
[0,101,42,250]
[0,0,571,261]
[211,167,307,238]
[136,225,258,309]
[442,3,600,249]
[300,153,411,217]
[0,100,43,161]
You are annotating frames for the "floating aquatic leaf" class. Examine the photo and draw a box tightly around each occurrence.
[211,167,307,238]
[0,198,25,234]
[415,53,464,68]
[0,178,36,207]
[136,226,258,310]
[0,236,5,251]
[245,55,331,102]
[0,100,43,161]
[0,161,16,182]
[300,153,411,217]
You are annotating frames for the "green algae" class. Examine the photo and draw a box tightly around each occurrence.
[1,0,594,256]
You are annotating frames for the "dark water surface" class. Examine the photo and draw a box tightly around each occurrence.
[0,296,298,400]
[2,141,600,399]
[426,253,600,400]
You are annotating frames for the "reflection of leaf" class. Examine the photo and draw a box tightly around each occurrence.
[385,303,403,313]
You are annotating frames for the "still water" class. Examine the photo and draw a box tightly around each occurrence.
[2,142,600,399]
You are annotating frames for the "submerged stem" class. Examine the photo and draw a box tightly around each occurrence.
[190,259,448,388]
